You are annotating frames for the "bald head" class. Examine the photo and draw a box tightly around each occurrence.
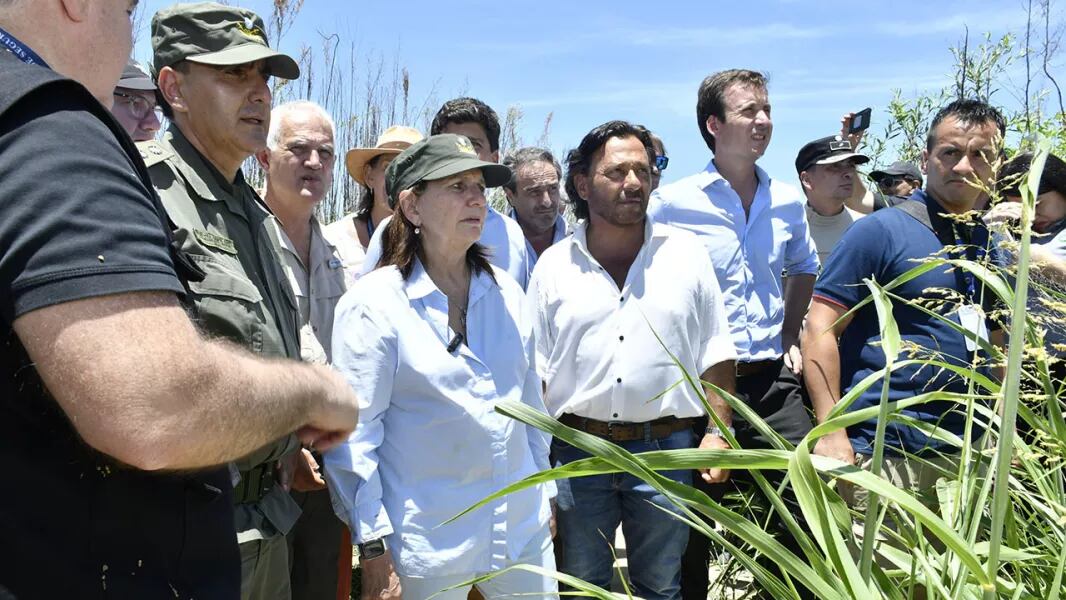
[0,0,135,104]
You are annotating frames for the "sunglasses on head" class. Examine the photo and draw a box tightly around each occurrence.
[655,155,669,171]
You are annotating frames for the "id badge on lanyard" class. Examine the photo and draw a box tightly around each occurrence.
[952,223,989,352]
[957,304,989,352]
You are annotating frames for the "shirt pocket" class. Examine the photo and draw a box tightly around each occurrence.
[186,254,266,352]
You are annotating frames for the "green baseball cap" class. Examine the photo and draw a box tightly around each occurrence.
[385,134,513,209]
[150,2,300,80]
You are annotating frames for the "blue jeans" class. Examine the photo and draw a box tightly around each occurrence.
[553,427,694,600]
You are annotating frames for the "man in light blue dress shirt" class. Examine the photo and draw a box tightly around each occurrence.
[647,69,819,600]
[357,98,533,288]
[502,147,571,265]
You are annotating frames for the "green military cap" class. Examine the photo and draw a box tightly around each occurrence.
[385,134,513,209]
[150,2,300,80]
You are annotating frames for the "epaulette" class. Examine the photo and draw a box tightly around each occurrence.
[136,139,173,168]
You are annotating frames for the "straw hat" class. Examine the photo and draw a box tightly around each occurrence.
[345,126,424,185]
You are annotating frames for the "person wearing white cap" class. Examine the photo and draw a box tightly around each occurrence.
[111,57,162,142]
[324,125,422,285]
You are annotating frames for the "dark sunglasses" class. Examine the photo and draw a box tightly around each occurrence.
[655,155,669,171]
[877,176,910,188]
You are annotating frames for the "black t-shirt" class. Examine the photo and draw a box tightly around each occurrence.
[0,55,238,599]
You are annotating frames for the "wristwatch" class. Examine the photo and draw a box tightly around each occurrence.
[705,425,736,438]
[357,538,388,560]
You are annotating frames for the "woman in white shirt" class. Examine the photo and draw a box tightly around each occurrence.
[325,134,557,600]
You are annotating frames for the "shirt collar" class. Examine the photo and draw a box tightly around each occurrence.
[697,159,770,191]
[570,217,663,262]
[404,257,494,307]
[163,125,249,220]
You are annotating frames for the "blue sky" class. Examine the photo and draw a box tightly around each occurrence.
[133,0,1061,187]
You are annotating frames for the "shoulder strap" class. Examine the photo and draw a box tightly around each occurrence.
[893,199,935,233]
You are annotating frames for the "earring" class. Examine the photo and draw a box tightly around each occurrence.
[414,226,421,235]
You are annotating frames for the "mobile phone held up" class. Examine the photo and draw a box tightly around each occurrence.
[849,108,873,134]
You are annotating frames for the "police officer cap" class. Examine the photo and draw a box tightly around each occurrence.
[150,2,300,80]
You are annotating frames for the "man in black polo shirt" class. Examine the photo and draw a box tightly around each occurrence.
[0,1,359,598]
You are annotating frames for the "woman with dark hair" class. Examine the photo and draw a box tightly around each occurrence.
[324,126,422,284]
[324,134,558,600]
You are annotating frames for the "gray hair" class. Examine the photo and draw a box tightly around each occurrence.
[266,101,336,149]
[502,147,562,192]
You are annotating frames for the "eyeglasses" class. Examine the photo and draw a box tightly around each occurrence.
[113,91,161,121]
[655,155,669,171]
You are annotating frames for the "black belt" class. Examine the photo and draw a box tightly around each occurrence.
[736,359,780,377]
[232,463,277,505]
[559,413,695,442]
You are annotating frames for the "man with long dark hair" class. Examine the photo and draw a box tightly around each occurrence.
[531,120,736,600]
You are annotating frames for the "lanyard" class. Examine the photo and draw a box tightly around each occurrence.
[0,25,47,67]
[951,222,986,303]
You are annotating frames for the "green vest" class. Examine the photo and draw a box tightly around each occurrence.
[140,126,302,539]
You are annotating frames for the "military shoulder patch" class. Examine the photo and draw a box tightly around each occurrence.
[136,140,173,168]
[193,229,238,255]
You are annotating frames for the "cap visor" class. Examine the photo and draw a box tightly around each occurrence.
[814,152,870,166]
[345,148,403,185]
[117,77,157,91]
[186,44,300,80]
[421,158,513,188]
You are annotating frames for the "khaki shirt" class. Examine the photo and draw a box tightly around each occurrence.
[274,219,347,364]
[139,126,302,541]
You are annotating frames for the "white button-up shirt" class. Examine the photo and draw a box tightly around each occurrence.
[324,259,553,578]
[649,161,820,362]
[358,207,533,289]
[528,219,737,422]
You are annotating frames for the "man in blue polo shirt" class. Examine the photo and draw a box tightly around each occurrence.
[802,99,1006,509]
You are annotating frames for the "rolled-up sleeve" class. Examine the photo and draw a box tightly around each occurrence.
[784,203,821,277]
[695,251,738,372]
[324,299,396,543]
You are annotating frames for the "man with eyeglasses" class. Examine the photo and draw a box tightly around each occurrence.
[111,58,162,142]
[255,100,352,600]
[870,160,923,210]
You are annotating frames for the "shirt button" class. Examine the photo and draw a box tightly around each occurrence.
[619,335,624,341]
[616,377,622,383]
[613,413,619,418]
[619,296,624,302]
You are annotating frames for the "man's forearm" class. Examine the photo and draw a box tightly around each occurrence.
[801,328,843,425]
[782,274,816,343]
[156,341,332,470]
[16,292,344,472]
[701,360,736,427]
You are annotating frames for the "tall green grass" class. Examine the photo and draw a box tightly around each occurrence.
[449,143,1065,599]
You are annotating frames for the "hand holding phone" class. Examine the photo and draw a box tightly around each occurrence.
[848,108,873,134]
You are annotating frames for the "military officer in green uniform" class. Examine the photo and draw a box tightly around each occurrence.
[142,3,306,598]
